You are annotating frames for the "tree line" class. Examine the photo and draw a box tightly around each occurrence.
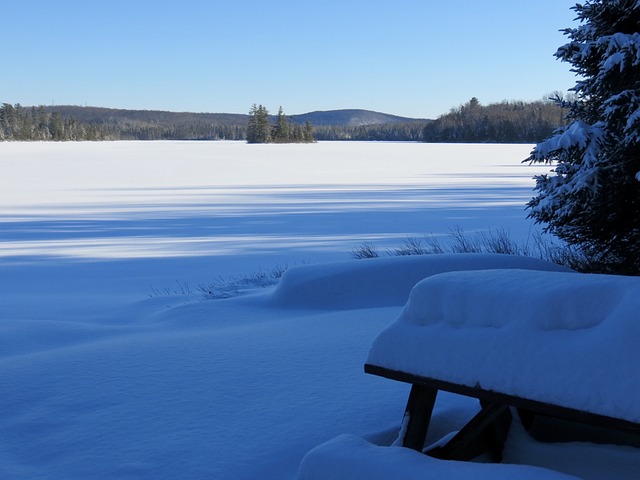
[246,105,314,143]
[422,96,568,143]
[0,103,247,141]
[0,103,107,141]
[2,98,565,143]
[305,98,566,143]
[313,122,427,141]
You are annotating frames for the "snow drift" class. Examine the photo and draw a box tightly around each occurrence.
[298,434,580,480]
[271,253,571,310]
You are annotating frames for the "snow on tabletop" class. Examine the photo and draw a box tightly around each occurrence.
[297,434,580,480]
[271,253,571,310]
[367,269,640,423]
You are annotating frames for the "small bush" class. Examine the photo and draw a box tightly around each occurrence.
[351,243,379,259]
[392,236,448,256]
[449,226,484,254]
[149,281,194,297]
[423,235,446,255]
[150,264,289,300]
[352,227,600,273]
[197,265,289,299]
[393,237,428,256]
[478,228,523,255]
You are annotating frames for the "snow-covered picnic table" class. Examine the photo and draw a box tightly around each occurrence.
[365,267,640,458]
[299,255,640,479]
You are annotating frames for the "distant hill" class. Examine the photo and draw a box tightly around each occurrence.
[42,105,428,127]
[43,105,248,126]
[290,109,429,127]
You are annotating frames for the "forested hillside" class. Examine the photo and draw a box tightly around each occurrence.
[0,104,247,141]
[305,99,566,142]
[422,97,567,143]
[292,109,426,127]
[0,104,108,141]
[313,122,428,141]
[43,105,248,140]
[1,99,566,143]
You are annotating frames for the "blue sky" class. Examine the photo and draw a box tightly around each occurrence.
[3,0,579,118]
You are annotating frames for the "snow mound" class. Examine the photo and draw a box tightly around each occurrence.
[367,269,640,422]
[271,254,571,310]
[298,434,580,480]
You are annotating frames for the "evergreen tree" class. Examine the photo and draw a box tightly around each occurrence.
[261,106,271,143]
[1,103,16,138]
[272,106,290,142]
[304,120,314,143]
[49,111,64,140]
[292,124,303,142]
[246,104,260,143]
[246,104,313,144]
[246,104,269,143]
[526,0,640,274]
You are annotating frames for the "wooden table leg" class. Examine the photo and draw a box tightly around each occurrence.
[428,402,512,462]
[402,384,438,451]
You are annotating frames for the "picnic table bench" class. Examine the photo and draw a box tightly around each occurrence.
[364,268,640,462]
[364,364,640,462]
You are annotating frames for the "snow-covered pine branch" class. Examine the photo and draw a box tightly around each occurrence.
[526,0,640,274]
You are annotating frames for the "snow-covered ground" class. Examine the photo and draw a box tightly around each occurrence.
[1,141,638,479]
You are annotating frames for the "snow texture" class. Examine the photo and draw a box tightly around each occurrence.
[271,253,570,310]
[1,142,638,480]
[298,434,581,480]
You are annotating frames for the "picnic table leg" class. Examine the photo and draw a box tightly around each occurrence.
[427,401,512,462]
[401,384,438,451]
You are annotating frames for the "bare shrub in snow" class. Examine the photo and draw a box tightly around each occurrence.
[354,228,598,271]
[393,237,429,256]
[351,243,380,259]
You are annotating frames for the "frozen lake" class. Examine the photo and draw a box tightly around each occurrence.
[1,141,548,311]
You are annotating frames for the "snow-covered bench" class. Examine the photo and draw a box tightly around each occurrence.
[365,268,640,461]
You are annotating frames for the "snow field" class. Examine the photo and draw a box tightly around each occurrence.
[1,141,638,479]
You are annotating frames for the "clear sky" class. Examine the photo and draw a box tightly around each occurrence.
[2,0,580,119]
